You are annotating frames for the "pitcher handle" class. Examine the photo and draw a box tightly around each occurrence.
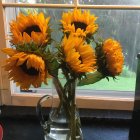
[36,95,52,134]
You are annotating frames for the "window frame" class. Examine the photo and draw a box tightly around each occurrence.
[0,0,138,110]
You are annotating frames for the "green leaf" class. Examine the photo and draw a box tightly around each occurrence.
[46,58,59,77]
[77,71,104,86]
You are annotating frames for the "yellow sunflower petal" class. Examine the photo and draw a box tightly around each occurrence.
[23,32,31,43]
[62,34,96,73]
[102,38,124,76]
[61,8,98,37]
[3,51,48,90]
[10,12,50,46]
[2,48,18,56]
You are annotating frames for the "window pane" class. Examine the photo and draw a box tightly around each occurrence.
[78,9,139,92]
[4,0,73,4]
[3,0,15,3]
[79,0,140,5]
[4,0,140,5]
[5,7,139,94]
[18,0,73,4]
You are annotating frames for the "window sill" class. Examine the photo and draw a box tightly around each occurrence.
[8,93,134,111]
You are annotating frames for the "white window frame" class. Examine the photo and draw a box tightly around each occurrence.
[0,0,136,110]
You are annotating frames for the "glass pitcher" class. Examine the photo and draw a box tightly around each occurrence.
[36,77,83,140]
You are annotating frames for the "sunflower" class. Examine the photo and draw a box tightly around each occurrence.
[2,48,48,90]
[61,8,98,37]
[10,12,50,46]
[96,38,124,77]
[62,34,96,73]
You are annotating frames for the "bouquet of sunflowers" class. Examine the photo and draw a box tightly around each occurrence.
[2,9,124,140]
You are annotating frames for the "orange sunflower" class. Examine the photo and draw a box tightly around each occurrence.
[10,12,50,46]
[2,48,48,90]
[96,38,124,77]
[62,34,96,73]
[61,8,98,37]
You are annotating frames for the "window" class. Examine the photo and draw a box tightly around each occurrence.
[79,0,140,5]
[1,0,138,110]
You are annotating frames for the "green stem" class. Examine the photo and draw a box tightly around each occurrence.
[53,77,63,103]
[53,77,71,121]
[70,79,76,140]
[54,68,81,139]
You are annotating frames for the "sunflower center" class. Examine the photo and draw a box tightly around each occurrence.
[79,56,83,63]
[23,25,41,36]
[20,61,39,76]
[72,22,87,31]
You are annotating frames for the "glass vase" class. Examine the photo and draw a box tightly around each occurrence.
[37,77,83,140]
